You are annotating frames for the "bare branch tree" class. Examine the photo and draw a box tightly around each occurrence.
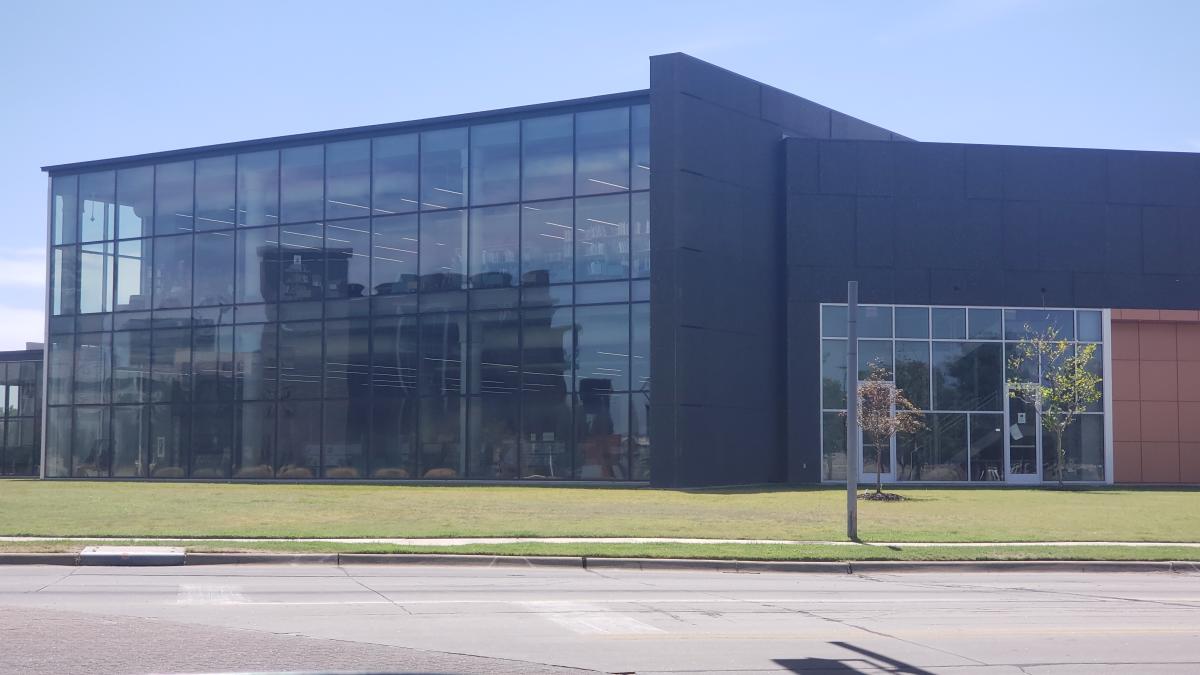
[855,361,926,496]
[1007,325,1103,488]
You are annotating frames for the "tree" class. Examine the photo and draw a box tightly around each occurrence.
[1007,325,1102,488]
[855,362,926,496]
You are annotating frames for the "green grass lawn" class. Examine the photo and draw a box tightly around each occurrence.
[1,480,1198,543]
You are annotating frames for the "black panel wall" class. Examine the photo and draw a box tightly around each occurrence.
[648,53,906,486]
[786,138,1200,481]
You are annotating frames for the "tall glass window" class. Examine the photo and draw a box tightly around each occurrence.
[576,194,629,282]
[237,150,279,227]
[372,134,419,215]
[193,232,235,306]
[79,171,116,242]
[325,219,370,299]
[152,235,192,309]
[521,199,573,286]
[325,139,371,220]
[372,214,419,295]
[420,128,468,210]
[195,156,236,231]
[522,115,573,201]
[470,121,519,205]
[155,161,194,235]
[469,205,519,288]
[280,145,325,224]
[117,166,153,239]
[420,210,467,291]
[576,108,630,195]
[52,175,78,245]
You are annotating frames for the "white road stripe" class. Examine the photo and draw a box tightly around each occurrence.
[176,584,248,606]
[517,601,664,635]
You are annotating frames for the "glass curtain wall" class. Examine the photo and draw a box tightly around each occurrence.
[45,100,650,481]
[0,360,42,476]
[819,304,1105,483]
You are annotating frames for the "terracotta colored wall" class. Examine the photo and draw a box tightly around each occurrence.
[1111,310,1200,483]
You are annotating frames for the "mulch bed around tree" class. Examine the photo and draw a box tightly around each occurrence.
[858,491,907,502]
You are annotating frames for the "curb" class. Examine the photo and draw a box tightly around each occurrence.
[341,553,581,568]
[0,553,78,565]
[845,560,1176,574]
[185,553,338,566]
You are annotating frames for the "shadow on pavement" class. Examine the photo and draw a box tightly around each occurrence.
[775,641,936,674]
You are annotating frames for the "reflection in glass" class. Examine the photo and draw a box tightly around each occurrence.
[631,104,649,190]
[894,340,930,410]
[195,156,236,230]
[193,325,234,402]
[48,335,75,405]
[151,327,191,402]
[630,392,650,480]
[117,166,153,239]
[73,406,110,477]
[324,319,370,398]
[420,396,464,478]
[576,107,629,195]
[46,407,71,477]
[470,205,519,288]
[325,219,370,298]
[371,395,416,478]
[522,393,571,479]
[51,246,78,316]
[576,391,628,479]
[278,321,323,399]
[420,210,466,291]
[79,171,116,242]
[192,404,234,478]
[631,192,649,278]
[468,310,520,395]
[277,400,320,478]
[932,342,1003,411]
[576,304,629,392]
[237,150,279,227]
[149,403,188,477]
[280,145,324,224]
[372,214,419,295]
[898,413,966,481]
[79,243,114,313]
[74,333,111,404]
[372,134,419,215]
[521,199,573,286]
[421,128,468,210]
[631,303,650,394]
[968,308,1002,339]
[115,239,152,311]
[325,139,371,219]
[470,121,519,205]
[235,402,276,477]
[113,330,152,403]
[523,307,573,394]
[895,306,929,338]
[420,313,466,396]
[52,175,78,245]
[372,315,418,395]
[153,235,192,309]
[468,395,520,478]
[858,340,892,380]
[155,161,194,235]
[932,307,966,339]
[193,231,235,306]
[522,114,573,201]
[969,413,1004,481]
[576,194,629,282]
[1004,308,1074,340]
[324,400,367,478]
[279,223,325,301]
[236,226,278,304]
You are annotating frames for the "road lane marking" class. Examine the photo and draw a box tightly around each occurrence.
[517,601,665,635]
[176,584,248,606]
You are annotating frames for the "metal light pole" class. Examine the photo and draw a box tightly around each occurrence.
[846,281,859,541]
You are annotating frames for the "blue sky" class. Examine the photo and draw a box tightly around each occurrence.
[1,0,1197,349]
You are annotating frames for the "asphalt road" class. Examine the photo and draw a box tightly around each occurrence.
[1,564,1198,674]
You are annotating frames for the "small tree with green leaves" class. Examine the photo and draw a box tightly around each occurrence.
[1007,326,1103,488]
[856,362,926,496]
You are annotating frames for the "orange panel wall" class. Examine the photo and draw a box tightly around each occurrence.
[1111,310,1200,483]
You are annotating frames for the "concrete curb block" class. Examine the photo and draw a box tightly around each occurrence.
[185,553,338,565]
[583,557,738,572]
[847,560,1176,574]
[340,554,580,568]
[0,553,78,565]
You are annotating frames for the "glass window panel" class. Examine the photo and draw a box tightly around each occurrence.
[1060,414,1105,481]
[932,307,966,339]
[52,175,78,245]
[421,127,468,210]
[151,327,191,402]
[630,393,650,480]
[193,325,234,402]
[822,305,847,338]
[325,219,371,299]
[521,198,573,286]
[969,413,1004,481]
[236,226,279,304]
[523,307,573,394]
[522,392,572,479]
[280,145,324,223]
[419,313,466,396]
[469,205,519,289]
[858,340,892,380]
[858,305,893,338]
[195,156,237,231]
[895,307,929,338]
[116,166,153,239]
[470,121,519,205]
[3,417,38,476]
[152,234,192,309]
[467,394,520,479]
[1005,341,1039,383]
[154,161,194,235]
[79,171,116,242]
[47,335,74,405]
[932,342,1004,411]
[115,239,152,311]
[149,403,189,478]
[237,150,279,227]
[821,339,847,409]
[235,401,276,478]
[277,400,321,478]
[73,406,110,477]
[420,210,467,291]
[325,139,371,220]
[576,107,630,195]
[821,411,847,481]
[898,413,967,481]
[371,315,419,395]
[522,114,573,201]
[372,134,419,215]
[577,391,629,479]
[17,362,40,416]
[631,103,649,191]
[417,396,465,479]
[968,308,1002,339]
[324,400,367,478]
[193,231,235,306]
[324,319,369,399]
[277,321,322,400]
[576,304,630,392]
[631,191,649,278]
[631,303,650,395]
[113,330,152,403]
[895,340,930,410]
[279,222,325,301]
[1078,310,1102,342]
[372,214,419,296]
[468,310,519,395]
[45,407,71,477]
[74,332,111,404]
[234,322,278,401]
[79,242,114,314]
[576,194,629,282]
[1004,308,1074,340]
[371,395,417,478]
[191,403,233,478]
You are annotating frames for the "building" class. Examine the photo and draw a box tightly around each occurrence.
[0,347,43,477]
[38,53,1200,486]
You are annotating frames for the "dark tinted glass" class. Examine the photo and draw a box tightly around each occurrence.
[576,107,630,195]
[152,235,192,309]
[277,400,321,477]
[234,323,278,401]
[420,313,466,396]
[325,219,370,299]
[521,393,571,479]
[324,400,368,478]
[897,413,967,481]
[280,145,324,223]
[420,210,466,291]
[469,205,519,288]
[968,308,1002,339]
[631,191,649,278]
[117,166,153,239]
[235,226,278,304]
[115,239,152,311]
[370,395,417,478]
[932,342,1003,411]
[155,161,194,235]
[73,406,110,477]
[278,321,323,399]
[468,394,520,478]
[235,402,276,477]
[895,340,930,410]
[372,134,419,215]
[371,315,418,395]
[151,327,191,402]
[237,150,279,227]
[192,404,234,478]
[48,335,74,405]
[1004,308,1074,340]
[74,332,111,404]
[521,199,573,286]
[193,232,235,306]
[576,391,628,479]
[522,307,573,393]
[522,115,572,200]
[932,307,966,339]
[193,325,234,402]
[576,304,629,392]
[421,128,468,210]
[576,194,629,282]
[324,319,370,398]
[325,139,370,219]
[631,303,649,394]
[895,307,929,338]
[195,156,236,231]
[468,310,520,395]
[51,246,78,316]
[631,104,649,190]
[470,121,519,205]
[969,413,1004,481]
[279,223,325,301]
[419,396,464,478]
[113,330,152,403]
[79,242,114,314]
[371,214,419,295]
[111,406,147,477]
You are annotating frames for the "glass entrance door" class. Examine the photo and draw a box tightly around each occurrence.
[1006,390,1041,483]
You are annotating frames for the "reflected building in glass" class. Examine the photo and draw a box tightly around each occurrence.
[38,53,1200,487]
